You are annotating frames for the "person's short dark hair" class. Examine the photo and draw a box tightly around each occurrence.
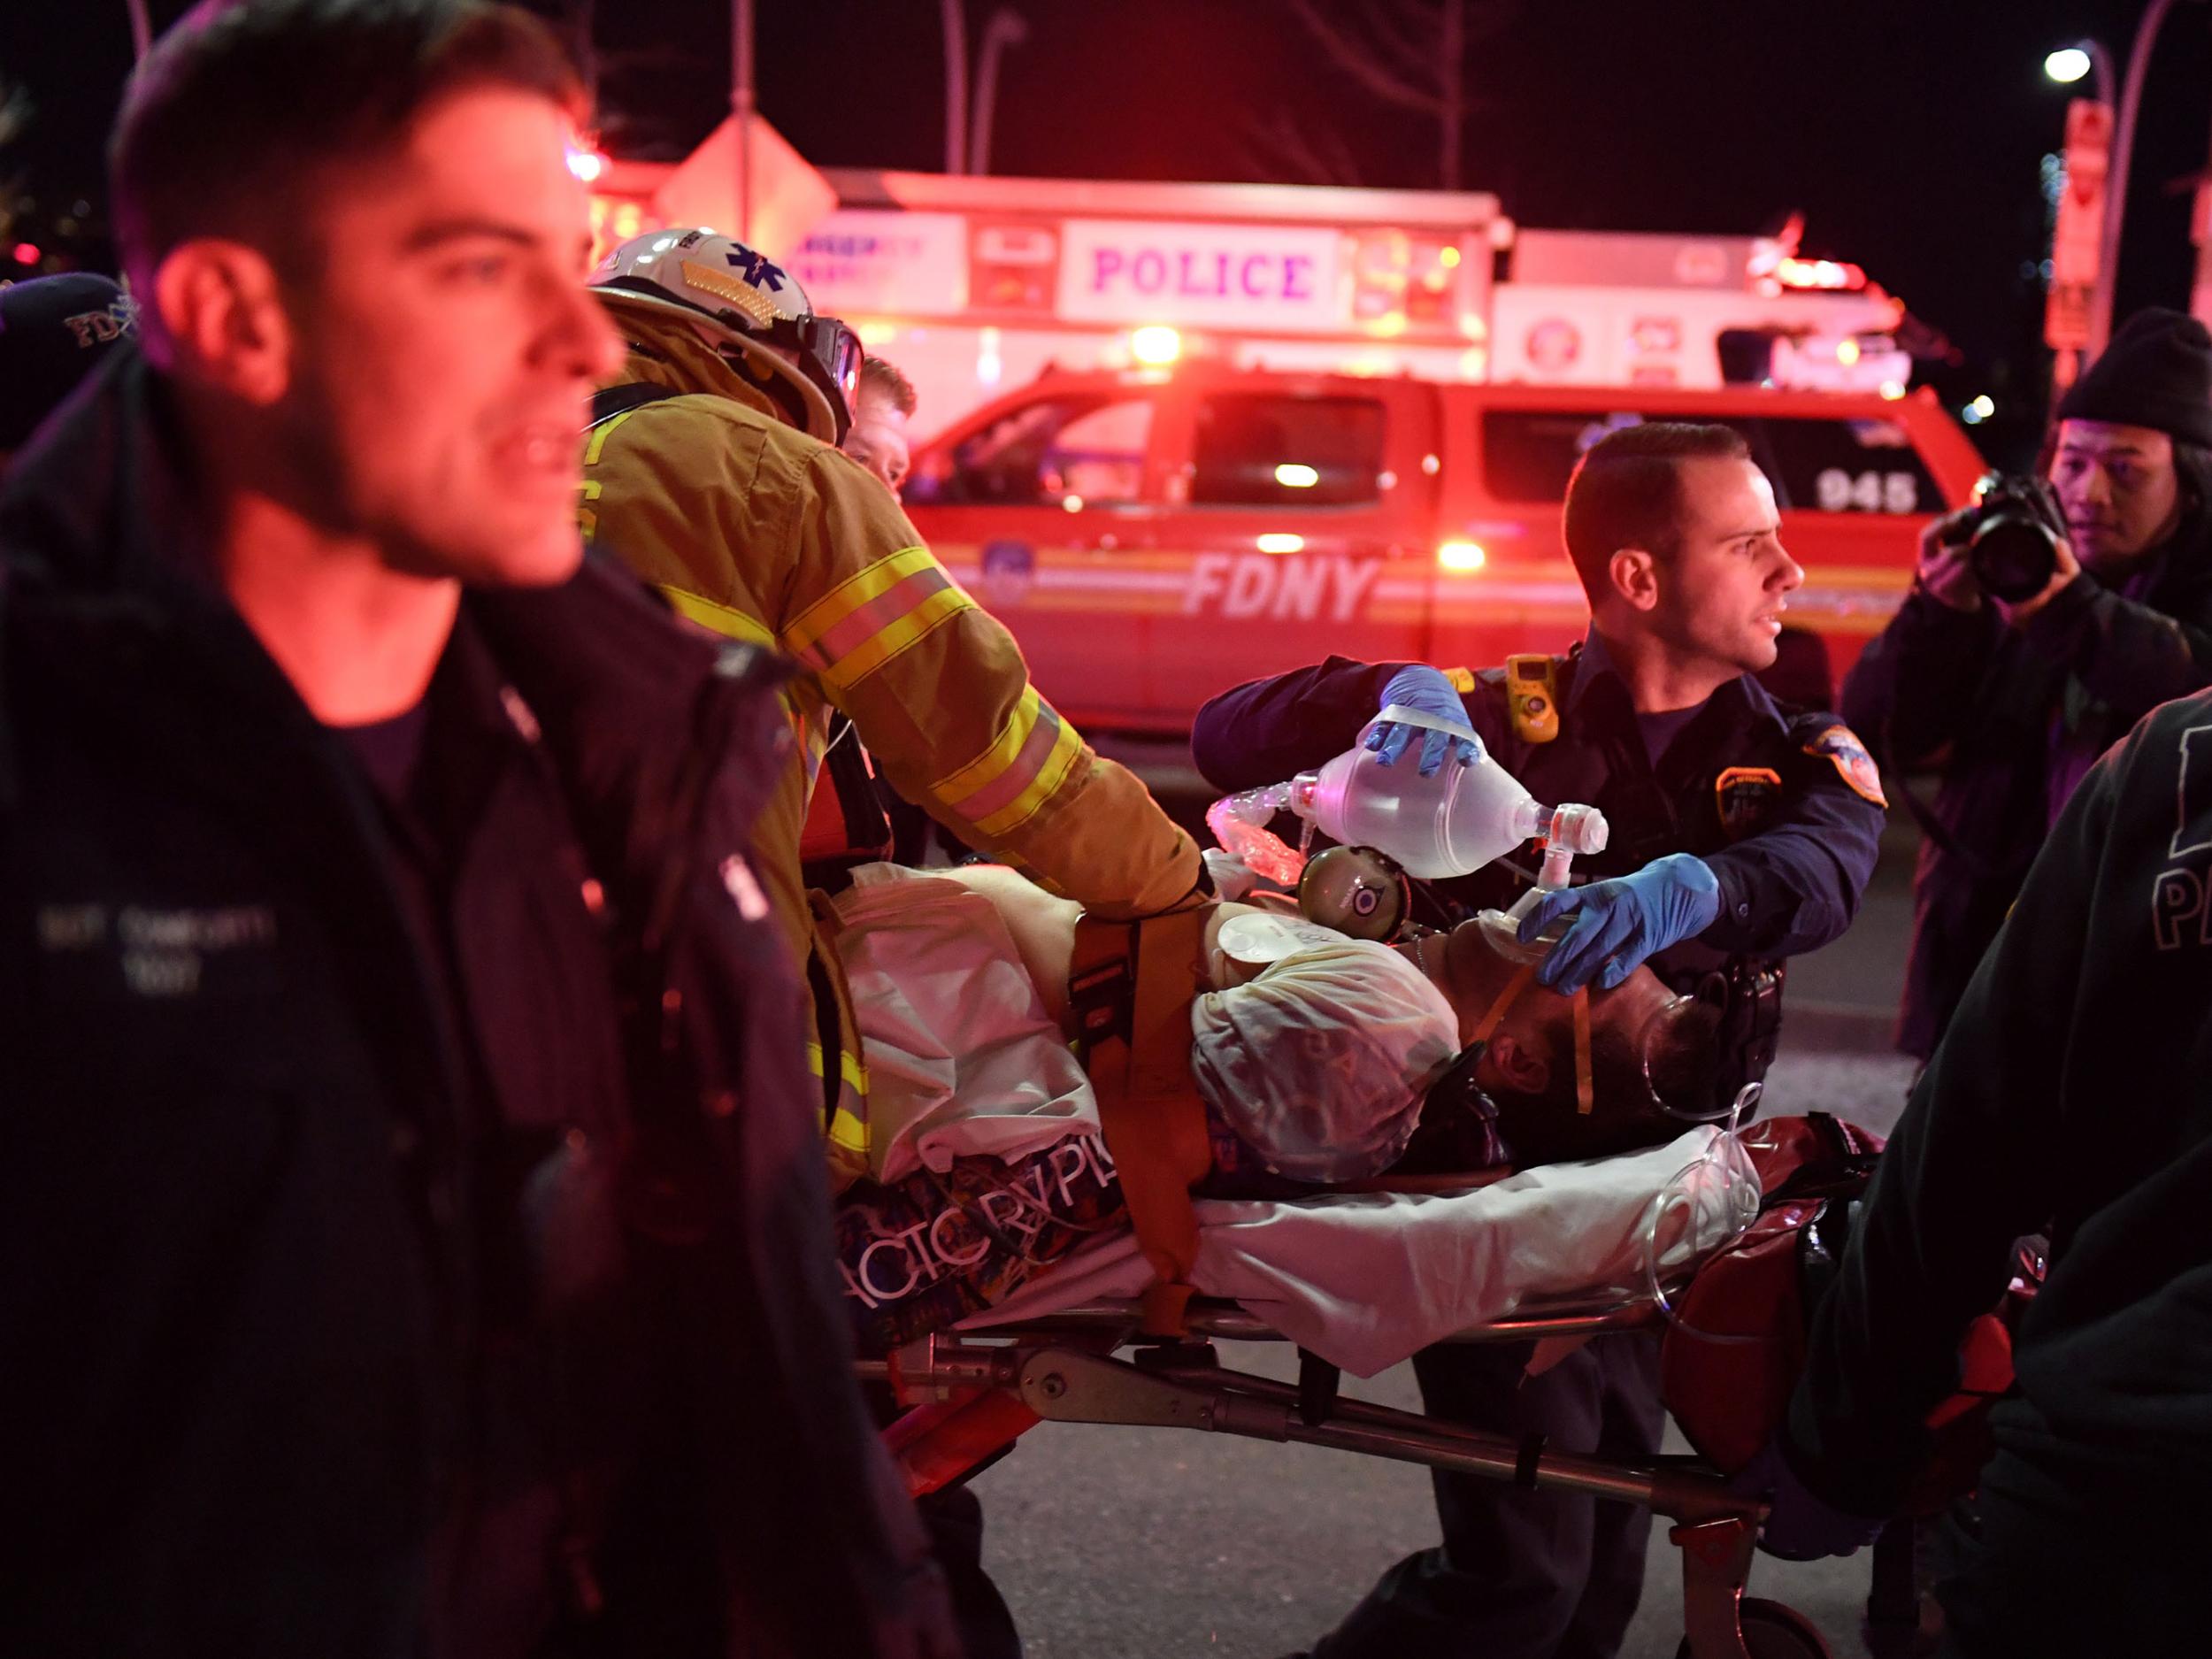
[1561,421,1751,603]
[857,355,918,419]
[110,0,584,288]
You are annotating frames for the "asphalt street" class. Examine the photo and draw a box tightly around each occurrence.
[963,742,1927,1658]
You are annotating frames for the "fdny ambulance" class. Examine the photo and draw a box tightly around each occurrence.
[901,367,1985,733]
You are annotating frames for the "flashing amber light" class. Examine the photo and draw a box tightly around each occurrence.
[1130,325,1182,366]
[1275,463,1320,488]
[1777,256,1866,291]
[1256,533,1305,554]
[1437,541,1487,572]
[1836,339,1862,365]
[1440,245,1463,268]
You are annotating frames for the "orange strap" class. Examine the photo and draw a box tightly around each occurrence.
[1572,986,1594,1115]
[1070,909,1215,1335]
[1468,956,1593,1116]
[1471,960,1541,1043]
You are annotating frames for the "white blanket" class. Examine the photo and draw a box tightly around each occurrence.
[832,864,1100,1183]
[963,1126,1756,1379]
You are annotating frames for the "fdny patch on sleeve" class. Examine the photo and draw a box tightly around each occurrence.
[1802,723,1887,808]
[1714,766,1784,841]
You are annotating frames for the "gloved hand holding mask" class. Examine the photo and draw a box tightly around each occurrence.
[1366,664,1479,777]
[1517,852,1720,995]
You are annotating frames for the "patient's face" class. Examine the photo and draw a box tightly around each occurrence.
[1417,918,1678,1055]
[1403,918,1716,1162]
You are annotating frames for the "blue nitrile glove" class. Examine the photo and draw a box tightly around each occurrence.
[1517,852,1721,995]
[1364,665,1479,777]
[1729,1435,1889,1561]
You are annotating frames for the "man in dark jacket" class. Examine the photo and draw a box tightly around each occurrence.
[1194,422,1884,1659]
[1747,686,2212,1651]
[0,3,952,1655]
[1841,307,2212,1058]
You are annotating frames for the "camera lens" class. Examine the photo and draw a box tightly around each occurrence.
[1970,512,2058,603]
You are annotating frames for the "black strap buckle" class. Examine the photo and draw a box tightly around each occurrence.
[1067,956,1135,1063]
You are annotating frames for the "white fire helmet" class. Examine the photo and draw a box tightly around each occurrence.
[589,227,863,444]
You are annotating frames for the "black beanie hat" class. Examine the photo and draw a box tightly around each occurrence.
[2056,306,2212,449]
[0,273,137,452]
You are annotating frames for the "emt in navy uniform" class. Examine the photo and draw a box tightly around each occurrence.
[1193,421,1885,1659]
[0,4,953,1655]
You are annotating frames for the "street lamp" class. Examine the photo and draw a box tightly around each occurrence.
[941,0,969,174]
[969,9,1030,178]
[2043,43,2112,108]
[2044,46,2091,82]
[2061,2,2205,357]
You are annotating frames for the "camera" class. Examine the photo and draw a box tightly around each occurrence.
[1962,472,2065,603]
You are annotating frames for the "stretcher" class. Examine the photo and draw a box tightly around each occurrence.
[871,1295,1824,1659]
[855,1110,1912,1659]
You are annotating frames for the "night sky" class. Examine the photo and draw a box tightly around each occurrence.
[8,0,2211,437]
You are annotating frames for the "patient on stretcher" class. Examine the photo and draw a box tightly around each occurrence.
[827,862,1720,1349]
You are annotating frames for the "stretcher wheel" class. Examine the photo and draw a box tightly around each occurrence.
[1673,1596,1831,1659]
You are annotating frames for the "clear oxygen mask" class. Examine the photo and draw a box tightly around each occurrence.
[1204,703,1608,906]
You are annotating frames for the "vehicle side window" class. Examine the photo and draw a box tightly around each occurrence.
[1191,394,1386,507]
[1479,409,1764,503]
[1479,410,1644,503]
[907,395,1154,507]
[1756,416,1939,514]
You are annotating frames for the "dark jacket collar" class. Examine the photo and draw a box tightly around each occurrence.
[1564,626,1793,739]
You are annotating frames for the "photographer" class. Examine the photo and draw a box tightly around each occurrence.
[1841,307,2212,1058]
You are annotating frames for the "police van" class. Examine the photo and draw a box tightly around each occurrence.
[902,367,1985,733]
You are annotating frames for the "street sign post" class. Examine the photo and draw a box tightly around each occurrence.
[2048,97,2112,393]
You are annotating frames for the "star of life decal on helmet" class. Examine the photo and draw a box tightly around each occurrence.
[724,247,789,292]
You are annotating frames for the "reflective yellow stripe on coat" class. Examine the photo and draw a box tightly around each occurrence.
[809,1037,872,1184]
[931,685,1086,841]
[780,546,976,694]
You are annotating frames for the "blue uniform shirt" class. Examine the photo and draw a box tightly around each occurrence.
[1192,635,1887,1099]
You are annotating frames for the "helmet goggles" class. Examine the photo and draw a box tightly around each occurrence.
[766,311,864,444]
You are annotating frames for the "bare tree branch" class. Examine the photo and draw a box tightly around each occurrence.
[1317,119,1364,190]
[1240,106,1362,188]
[1363,1,1446,90]
[1283,0,1442,115]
